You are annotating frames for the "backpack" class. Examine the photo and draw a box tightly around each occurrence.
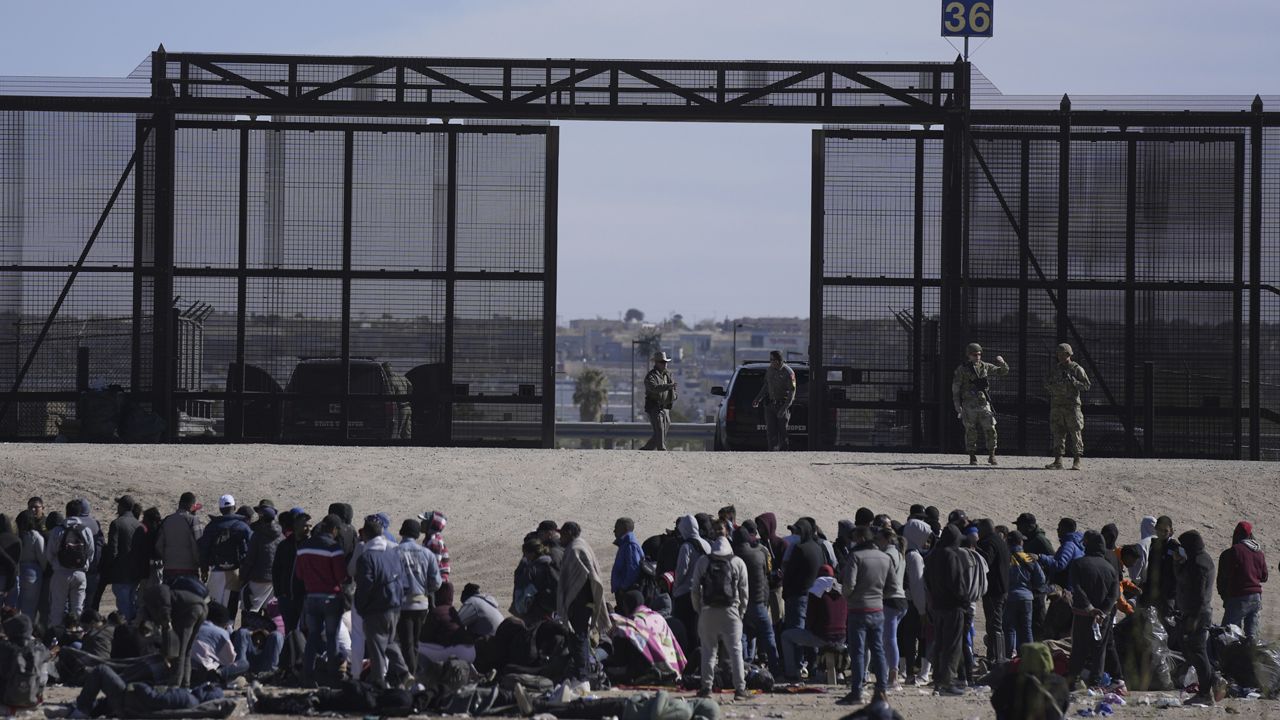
[957,548,983,604]
[699,555,736,608]
[57,523,90,569]
[207,524,242,569]
[1,641,49,708]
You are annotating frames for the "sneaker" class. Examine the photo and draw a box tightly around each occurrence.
[514,683,534,716]
[1184,693,1214,707]
[835,691,864,706]
[733,690,752,701]
[969,454,978,465]
[936,685,966,697]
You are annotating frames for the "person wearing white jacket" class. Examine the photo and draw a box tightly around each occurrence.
[691,520,750,701]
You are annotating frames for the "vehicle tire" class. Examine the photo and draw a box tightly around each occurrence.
[713,432,725,451]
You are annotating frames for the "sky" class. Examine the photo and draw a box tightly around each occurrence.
[4,0,1278,323]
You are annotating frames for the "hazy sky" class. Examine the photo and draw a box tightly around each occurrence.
[4,0,1278,323]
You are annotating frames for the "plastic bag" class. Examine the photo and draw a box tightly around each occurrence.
[1253,642,1280,698]
[1116,607,1176,691]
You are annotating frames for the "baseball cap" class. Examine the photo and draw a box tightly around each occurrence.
[219,494,236,509]
[1015,512,1037,526]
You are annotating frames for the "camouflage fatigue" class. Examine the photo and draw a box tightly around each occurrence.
[952,358,1010,453]
[1044,361,1091,456]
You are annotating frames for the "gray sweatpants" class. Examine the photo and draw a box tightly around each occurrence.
[698,606,745,693]
[362,609,407,689]
[49,568,87,628]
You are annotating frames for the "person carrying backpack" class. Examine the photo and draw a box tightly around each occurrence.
[690,519,749,701]
[197,495,252,623]
[45,510,95,628]
[0,614,51,716]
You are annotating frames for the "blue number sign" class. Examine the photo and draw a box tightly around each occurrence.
[941,0,993,38]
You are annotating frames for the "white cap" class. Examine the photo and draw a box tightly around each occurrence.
[219,494,236,509]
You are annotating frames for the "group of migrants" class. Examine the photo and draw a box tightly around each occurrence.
[0,492,1273,719]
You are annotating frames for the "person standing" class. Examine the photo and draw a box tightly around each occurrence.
[1175,530,1216,707]
[1066,531,1118,687]
[1044,343,1091,470]
[155,493,204,583]
[952,343,1010,465]
[1217,521,1268,642]
[1003,531,1046,655]
[611,517,644,598]
[354,517,408,690]
[690,519,750,700]
[557,521,611,695]
[976,519,1011,664]
[733,524,779,672]
[925,525,967,696]
[102,495,143,621]
[838,526,895,706]
[752,350,797,451]
[239,502,281,614]
[45,506,95,627]
[876,526,908,689]
[395,518,442,678]
[641,351,677,451]
[198,495,252,621]
[295,514,349,685]
[15,510,46,620]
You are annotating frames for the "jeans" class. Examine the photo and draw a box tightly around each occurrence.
[742,601,780,669]
[112,582,138,622]
[568,595,594,683]
[848,611,887,694]
[303,593,345,681]
[228,628,285,679]
[982,594,1007,662]
[783,594,809,631]
[1004,596,1034,655]
[1222,594,1262,641]
[882,602,906,677]
[76,665,128,716]
[18,562,42,619]
[779,627,836,678]
[1181,611,1213,693]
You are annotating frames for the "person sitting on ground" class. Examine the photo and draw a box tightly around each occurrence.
[420,582,476,664]
[606,589,687,683]
[0,614,52,717]
[778,563,846,683]
[458,583,504,639]
[189,601,238,686]
[989,641,1069,720]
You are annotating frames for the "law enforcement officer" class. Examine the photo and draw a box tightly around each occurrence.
[752,350,797,451]
[952,343,1010,465]
[641,350,677,451]
[1044,342,1090,470]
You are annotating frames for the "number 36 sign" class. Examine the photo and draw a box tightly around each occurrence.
[942,0,993,38]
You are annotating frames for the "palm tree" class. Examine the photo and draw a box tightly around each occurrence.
[573,367,610,422]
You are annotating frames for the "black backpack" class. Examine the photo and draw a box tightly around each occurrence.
[207,525,242,569]
[699,555,736,608]
[57,523,90,569]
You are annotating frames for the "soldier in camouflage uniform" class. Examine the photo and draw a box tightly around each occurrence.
[952,342,1010,465]
[1043,342,1091,470]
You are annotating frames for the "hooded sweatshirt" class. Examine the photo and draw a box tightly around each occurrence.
[1068,531,1118,614]
[1039,530,1084,589]
[902,519,930,615]
[1175,530,1215,619]
[1217,521,1268,599]
[924,525,966,611]
[754,512,787,589]
[977,519,1011,598]
[833,519,857,568]
[1007,545,1046,601]
[673,515,711,598]
[1135,516,1157,583]
[732,526,770,605]
[691,537,748,617]
[458,591,505,637]
[783,519,825,599]
[805,574,847,641]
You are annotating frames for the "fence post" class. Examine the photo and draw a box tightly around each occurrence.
[1143,361,1155,456]
[1250,96,1263,459]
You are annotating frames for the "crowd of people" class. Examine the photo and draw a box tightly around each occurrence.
[0,491,1272,719]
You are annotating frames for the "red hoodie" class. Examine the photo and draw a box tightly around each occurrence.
[1217,521,1268,598]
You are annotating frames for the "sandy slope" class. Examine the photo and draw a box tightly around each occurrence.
[6,445,1280,718]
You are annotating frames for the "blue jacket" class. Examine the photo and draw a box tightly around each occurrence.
[1007,549,1047,600]
[1039,531,1084,588]
[198,514,253,570]
[397,538,442,611]
[355,536,404,615]
[611,531,645,594]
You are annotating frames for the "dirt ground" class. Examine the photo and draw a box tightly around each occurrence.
[5,444,1280,719]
